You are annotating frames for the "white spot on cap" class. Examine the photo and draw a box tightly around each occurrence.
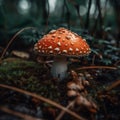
[59,31,63,34]
[62,50,67,53]
[65,44,68,47]
[58,36,61,39]
[49,51,53,53]
[71,34,76,40]
[51,38,54,41]
[66,36,71,40]
[38,50,41,52]
[49,30,56,34]
[42,50,44,53]
[54,47,60,51]
[86,48,89,50]
[43,35,47,38]
[69,48,73,51]
[52,34,56,38]
[57,42,61,46]
[83,39,86,41]
[48,46,52,49]
[39,46,41,48]
[80,51,82,53]
[62,39,65,42]
[58,51,61,54]
[74,32,78,36]
[76,48,79,52]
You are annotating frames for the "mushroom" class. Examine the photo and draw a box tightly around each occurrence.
[34,28,91,80]
[67,90,78,97]
[67,81,84,91]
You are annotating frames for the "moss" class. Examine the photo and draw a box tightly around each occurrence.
[0,58,60,101]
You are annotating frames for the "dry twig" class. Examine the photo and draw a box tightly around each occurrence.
[0,27,37,60]
[55,100,79,120]
[76,66,117,70]
[105,80,120,92]
[97,80,120,97]
[0,84,83,120]
[0,106,43,120]
[114,60,120,66]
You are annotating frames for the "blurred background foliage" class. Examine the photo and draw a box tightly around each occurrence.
[0,0,120,65]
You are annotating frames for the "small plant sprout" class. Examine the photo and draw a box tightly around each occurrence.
[34,28,91,80]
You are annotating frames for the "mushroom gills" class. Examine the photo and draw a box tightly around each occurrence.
[51,59,68,80]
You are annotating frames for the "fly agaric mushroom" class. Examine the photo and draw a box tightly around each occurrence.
[34,28,91,80]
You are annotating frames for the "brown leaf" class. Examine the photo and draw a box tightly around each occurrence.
[11,50,30,59]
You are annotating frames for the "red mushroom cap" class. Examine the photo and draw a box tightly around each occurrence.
[34,28,91,57]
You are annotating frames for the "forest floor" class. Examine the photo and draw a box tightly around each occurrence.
[0,55,119,120]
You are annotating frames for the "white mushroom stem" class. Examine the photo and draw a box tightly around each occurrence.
[51,57,68,81]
